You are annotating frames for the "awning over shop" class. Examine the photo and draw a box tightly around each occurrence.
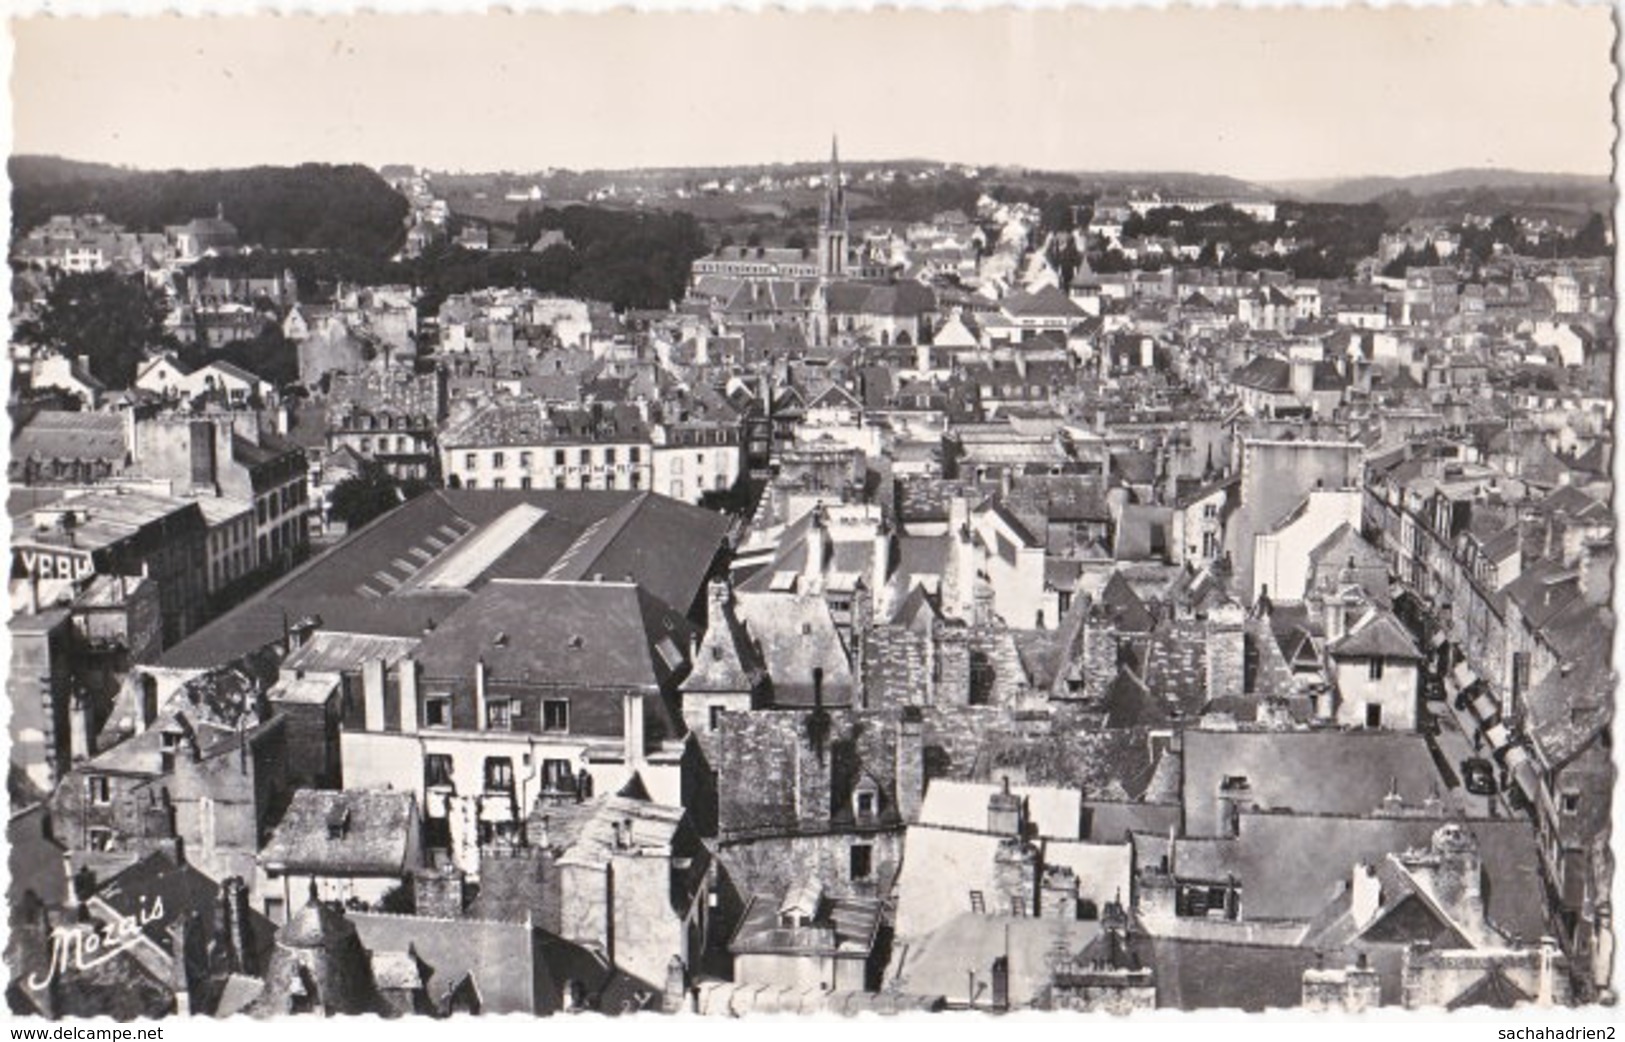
[1469,689,1502,726]
[1447,661,1481,696]
[1483,721,1513,754]
[1509,750,1542,803]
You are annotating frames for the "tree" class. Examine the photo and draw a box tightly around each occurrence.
[328,461,430,531]
[13,271,172,388]
[1571,213,1608,257]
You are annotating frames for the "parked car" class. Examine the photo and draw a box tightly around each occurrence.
[1461,757,1497,796]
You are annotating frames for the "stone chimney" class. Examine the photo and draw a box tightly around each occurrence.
[1406,823,1485,935]
[411,863,467,919]
[894,708,925,824]
[1290,357,1315,399]
[1302,952,1382,1012]
[706,578,730,636]
[803,507,829,588]
[398,657,419,734]
[663,955,690,1014]
[362,657,386,732]
[1349,862,1382,931]
[1040,865,1080,920]
[219,876,254,975]
[623,693,646,766]
[993,837,1038,918]
[987,777,1024,837]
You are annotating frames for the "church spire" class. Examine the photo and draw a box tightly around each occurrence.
[819,134,849,281]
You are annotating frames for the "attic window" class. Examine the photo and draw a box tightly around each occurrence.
[802,622,813,636]
[567,635,585,650]
[493,632,509,647]
[326,806,351,840]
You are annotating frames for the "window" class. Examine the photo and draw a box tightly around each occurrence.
[542,759,575,793]
[709,705,725,732]
[424,696,452,728]
[519,451,532,469]
[579,448,591,465]
[605,447,617,465]
[629,447,641,463]
[1366,703,1383,728]
[555,475,567,490]
[670,481,684,500]
[856,791,876,819]
[554,449,566,467]
[87,775,111,804]
[88,828,114,852]
[424,754,454,789]
[630,472,642,490]
[520,477,532,490]
[492,451,505,469]
[850,843,873,881]
[465,479,477,490]
[486,700,514,730]
[542,699,569,733]
[1369,658,1385,681]
[1561,792,1581,815]
[360,437,371,453]
[465,453,477,470]
[492,478,506,490]
[484,757,515,794]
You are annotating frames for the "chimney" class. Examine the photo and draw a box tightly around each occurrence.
[1349,863,1381,930]
[663,955,691,1014]
[990,954,1010,1010]
[706,578,730,635]
[169,915,193,1016]
[894,708,925,824]
[411,864,467,920]
[987,776,1023,837]
[362,657,386,732]
[398,657,419,734]
[623,693,645,766]
[475,657,488,730]
[804,509,828,587]
[220,876,253,975]
[871,525,891,609]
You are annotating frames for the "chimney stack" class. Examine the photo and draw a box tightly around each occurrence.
[987,776,1023,837]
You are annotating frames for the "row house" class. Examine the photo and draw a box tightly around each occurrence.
[339,578,698,878]
[131,413,311,581]
[441,400,653,492]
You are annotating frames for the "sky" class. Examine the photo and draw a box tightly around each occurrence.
[7,6,1618,183]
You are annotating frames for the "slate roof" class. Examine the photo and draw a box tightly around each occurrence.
[95,851,278,971]
[349,911,543,1015]
[10,411,129,469]
[1327,608,1423,661]
[1181,730,1467,838]
[733,591,857,708]
[730,891,883,958]
[1001,285,1086,320]
[158,490,725,669]
[413,579,691,691]
[259,789,418,876]
[894,825,1132,941]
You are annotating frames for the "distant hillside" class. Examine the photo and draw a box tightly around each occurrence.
[1060,170,1273,200]
[10,155,410,256]
[1273,168,1611,206]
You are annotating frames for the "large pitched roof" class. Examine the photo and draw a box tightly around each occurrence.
[413,579,691,691]
[159,490,725,669]
[259,789,418,876]
[1327,608,1422,661]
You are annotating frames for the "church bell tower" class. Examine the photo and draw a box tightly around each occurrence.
[818,136,849,280]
